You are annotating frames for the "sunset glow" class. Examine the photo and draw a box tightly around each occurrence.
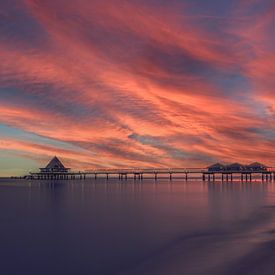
[0,0,275,175]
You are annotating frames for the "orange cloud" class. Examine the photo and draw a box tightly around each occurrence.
[0,0,274,175]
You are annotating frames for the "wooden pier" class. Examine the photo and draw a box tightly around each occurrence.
[28,168,275,182]
[26,157,275,182]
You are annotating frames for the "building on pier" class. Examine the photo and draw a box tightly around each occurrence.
[246,162,267,172]
[225,163,245,172]
[208,163,225,172]
[39,156,70,173]
[28,156,71,180]
[207,162,268,173]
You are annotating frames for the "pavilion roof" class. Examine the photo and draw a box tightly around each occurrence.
[226,163,244,168]
[208,163,225,168]
[45,156,67,169]
[247,162,267,168]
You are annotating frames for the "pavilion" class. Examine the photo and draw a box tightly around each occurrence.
[246,162,268,171]
[39,156,70,173]
[207,163,225,172]
[207,162,269,172]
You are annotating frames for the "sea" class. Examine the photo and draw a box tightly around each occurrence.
[1,178,275,275]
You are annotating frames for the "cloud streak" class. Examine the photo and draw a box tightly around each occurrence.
[0,0,274,174]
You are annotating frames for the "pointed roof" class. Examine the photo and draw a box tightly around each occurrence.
[227,162,244,167]
[208,162,225,169]
[247,162,267,168]
[46,156,66,169]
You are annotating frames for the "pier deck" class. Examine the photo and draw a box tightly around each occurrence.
[28,168,275,182]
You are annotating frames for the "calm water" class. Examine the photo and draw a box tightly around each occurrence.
[1,179,275,275]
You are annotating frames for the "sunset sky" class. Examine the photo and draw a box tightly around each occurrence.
[0,0,275,176]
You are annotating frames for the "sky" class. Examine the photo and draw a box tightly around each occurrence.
[0,0,275,176]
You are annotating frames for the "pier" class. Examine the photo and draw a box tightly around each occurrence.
[29,168,196,181]
[29,168,275,182]
[27,157,275,182]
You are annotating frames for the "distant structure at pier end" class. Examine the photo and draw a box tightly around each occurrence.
[207,162,268,172]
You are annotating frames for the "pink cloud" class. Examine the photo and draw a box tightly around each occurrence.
[0,0,274,174]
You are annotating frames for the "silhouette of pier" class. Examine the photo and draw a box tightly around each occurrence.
[28,169,275,182]
[29,168,203,181]
[27,157,275,182]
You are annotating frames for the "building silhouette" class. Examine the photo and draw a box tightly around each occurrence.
[208,162,268,172]
[39,156,70,173]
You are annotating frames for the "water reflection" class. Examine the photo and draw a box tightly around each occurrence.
[0,179,275,274]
